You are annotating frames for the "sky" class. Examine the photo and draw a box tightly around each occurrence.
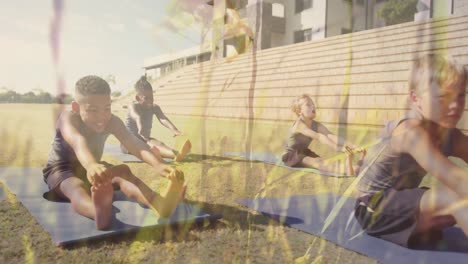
[0,0,209,95]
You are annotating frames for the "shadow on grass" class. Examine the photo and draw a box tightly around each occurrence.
[63,197,281,250]
[181,153,242,163]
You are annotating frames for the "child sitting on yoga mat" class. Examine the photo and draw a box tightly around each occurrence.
[121,76,191,162]
[42,75,185,230]
[355,53,468,248]
[281,94,366,176]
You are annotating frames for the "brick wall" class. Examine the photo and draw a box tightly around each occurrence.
[154,14,468,133]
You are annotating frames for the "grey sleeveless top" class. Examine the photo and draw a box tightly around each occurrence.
[285,118,319,153]
[46,112,110,166]
[124,103,153,139]
[356,110,455,196]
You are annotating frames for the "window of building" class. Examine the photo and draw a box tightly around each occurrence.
[294,28,313,43]
[295,0,312,13]
[272,3,285,17]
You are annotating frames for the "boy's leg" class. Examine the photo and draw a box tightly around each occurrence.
[148,139,177,159]
[352,149,367,176]
[346,152,355,176]
[107,164,184,218]
[58,177,113,230]
[417,186,468,235]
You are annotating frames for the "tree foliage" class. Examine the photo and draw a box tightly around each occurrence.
[0,89,72,104]
[378,0,418,26]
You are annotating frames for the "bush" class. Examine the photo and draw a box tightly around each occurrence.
[378,0,418,26]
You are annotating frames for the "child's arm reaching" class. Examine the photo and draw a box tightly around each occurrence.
[315,123,360,153]
[392,120,468,198]
[295,121,343,151]
[153,104,182,136]
[109,115,180,179]
[128,104,151,141]
[453,129,468,163]
[59,112,110,186]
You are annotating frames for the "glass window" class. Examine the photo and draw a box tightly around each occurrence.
[294,28,313,43]
[295,0,313,13]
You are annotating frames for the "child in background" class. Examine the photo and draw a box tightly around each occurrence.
[355,53,468,248]
[121,76,191,162]
[43,76,185,230]
[282,94,366,175]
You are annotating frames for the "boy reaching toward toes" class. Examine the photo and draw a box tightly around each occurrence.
[281,94,366,176]
[121,76,191,162]
[42,75,185,230]
[355,53,468,248]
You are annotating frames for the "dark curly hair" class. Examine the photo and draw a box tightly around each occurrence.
[135,76,153,94]
[75,75,111,101]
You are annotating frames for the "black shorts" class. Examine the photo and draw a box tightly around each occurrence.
[281,149,319,167]
[42,161,114,197]
[354,187,429,247]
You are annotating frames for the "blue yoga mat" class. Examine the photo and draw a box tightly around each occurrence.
[224,152,351,177]
[104,144,172,163]
[0,167,221,246]
[237,193,468,264]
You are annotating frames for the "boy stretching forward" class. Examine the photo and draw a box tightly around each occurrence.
[355,54,468,247]
[282,94,366,176]
[121,76,191,161]
[43,75,185,230]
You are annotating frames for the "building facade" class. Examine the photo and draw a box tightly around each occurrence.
[144,0,467,78]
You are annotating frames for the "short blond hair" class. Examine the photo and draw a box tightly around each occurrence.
[409,53,467,95]
[291,94,314,117]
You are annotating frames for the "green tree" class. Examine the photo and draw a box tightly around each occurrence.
[22,91,36,103]
[36,92,53,104]
[111,91,121,98]
[56,93,73,104]
[104,74,116,86]
[378,0,418,26]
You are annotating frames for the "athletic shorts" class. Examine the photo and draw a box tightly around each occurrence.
[43,161,114,199]
[281,149,320,167]
[354,187,434,248]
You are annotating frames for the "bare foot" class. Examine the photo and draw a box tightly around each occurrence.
[353,149,367,175]
[359,148,367,162]
[346,152,355,176]
[91,183,114,230]
[158,174,185,218]
[175,139,192,162]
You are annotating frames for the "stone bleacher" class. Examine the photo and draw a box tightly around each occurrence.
[152,14,468,133]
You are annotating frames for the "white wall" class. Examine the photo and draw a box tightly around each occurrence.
[283,0,327,45]
[326,0,351,37]
[270,32,285,47]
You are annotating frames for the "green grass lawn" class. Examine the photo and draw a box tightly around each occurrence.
[2,103,455,263]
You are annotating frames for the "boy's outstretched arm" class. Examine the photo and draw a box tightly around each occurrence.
[153,104,182,136]
[392,121,468,198]
[109,115,176,178]
[59,112,110,185]
[453,129,468,163]
[316,123,359,153]
[295,121,340,151]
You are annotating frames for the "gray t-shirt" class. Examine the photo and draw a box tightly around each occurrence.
[356,110,455,196]
[45,112,109,166]
[284,118,319,154]
[124,103,154,139]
